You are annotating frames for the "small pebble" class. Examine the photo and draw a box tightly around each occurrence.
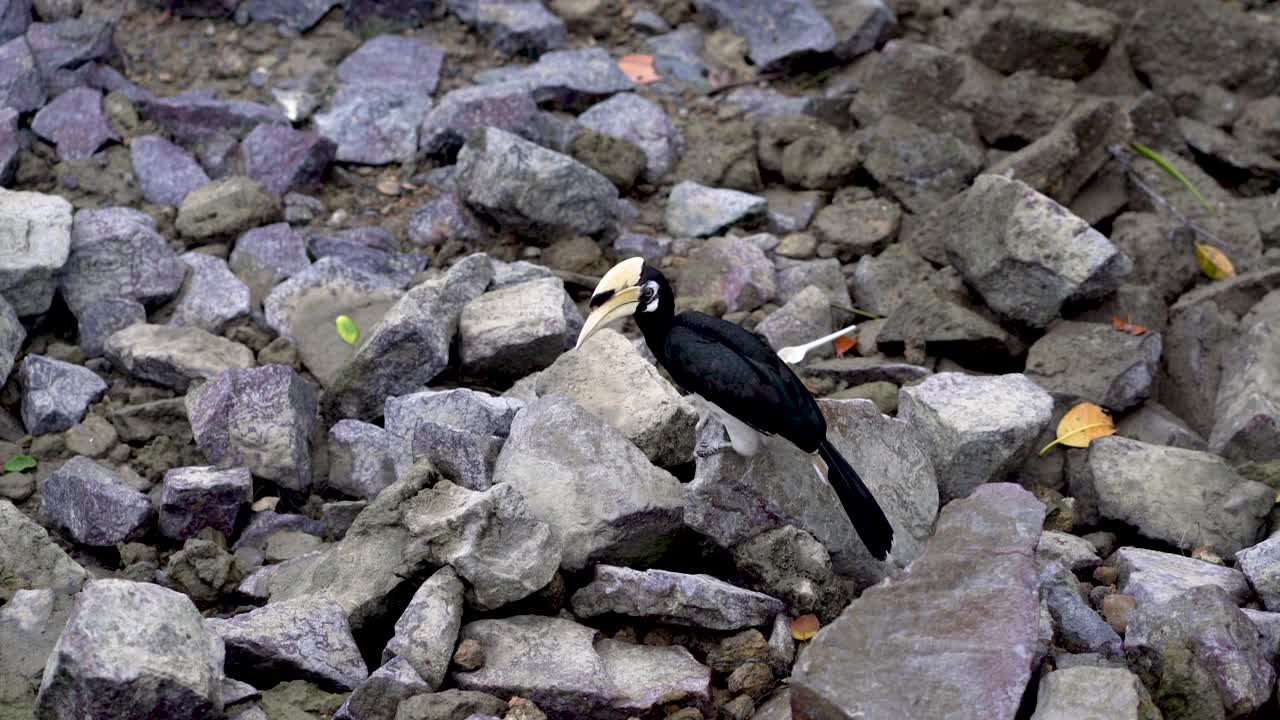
[454,638,485,671]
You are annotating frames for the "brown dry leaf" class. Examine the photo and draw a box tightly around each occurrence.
[1195,242,1236,281]
[833,334,857,358]
[617,54,661,84]
[1111,315,1149,336]
[791,614,820,641]
[1039,402,1116,455]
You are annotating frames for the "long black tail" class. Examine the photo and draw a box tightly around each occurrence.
[818,439,894,560]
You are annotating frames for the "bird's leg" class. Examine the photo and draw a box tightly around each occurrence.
[695,422,733,459]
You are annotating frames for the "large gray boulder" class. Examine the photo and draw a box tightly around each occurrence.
[381,567,463,690]
[103,324,255,391]
[1210,289,1280,466]
[34,580,225,720]
[458,277,581,385]
[570,565,785,631]
[166,252,251,334]
[491,395,685,572]
[39,457,153,547]
[0,188,71,316]
[0,500,87,602]
[792,484,1045,720]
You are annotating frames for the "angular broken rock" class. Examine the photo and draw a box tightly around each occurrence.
[453,615,711,719]
[1068,437,1272,555]
[104,324,254,392]
[314,83,429,165]
[691,0,836,72]
[754,285,834,360]
[898,372,1054,503]
[1039,561,1122,659]
[207,597,368,692]
[30,85,118,161]
[1029,666,1157,720]
[385,387,523,490]
[472,47,634,111]
[940,174,1132,328]
[675,234,777,313]
[35,580,225,720]
[39,456,153,547]
[492,395,685,572]
[458,277,581,385]
[534,328,697,468]
[381,566,464,690]
[1024,321,1162,412]
[158,466,253,541]
[731,525,852,621]
[17,354,107,436]
[0,188,72,316]
[130,134,210,207]
[578,93,683,183]
[1210,289,1280,466]
[664,181,766,238]
[167,252,252,334]
[418,82,544,161]
[1235,535,1280,612]
[1108,547,1252,607]
[332,656,428,720]
[571,565,785,631]
[792,484,1045,720]
[59,206,185,317]
[0,296,20,387]
[326,420,397,500]
[0,499,88,602]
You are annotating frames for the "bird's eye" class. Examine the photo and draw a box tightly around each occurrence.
[640,285,655,301]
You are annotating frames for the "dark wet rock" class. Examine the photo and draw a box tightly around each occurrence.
[176,176,279,240]
[40,456,152,546]
[418,82,544,162]
[104,324,255,391]
[1030,666,1158,720]
[0,499,87,601]
[0,36,45,113]
[314,84,428,166]
[25,16,114,94]
[456,127,618,239]
[459,0,567,57]
[851,244,933,317]
[161,0,237,17]
[851,39,989,143]
[17,354,105,435]
[899,372,1053,503]
[333,656,428,720]
[343,0,440,31]
[187,364,318,493]
[665,181,765,238]
[245,0,340,31]
[130,134,210,206]
[141,90,288,144]
[1109,546,1251,606]
[854,116,984,215]
[492,395,684,572]
[1069,437,1272,555]
[676,234,776,313]
[159,466,252,541]
[1128,0,1280,99]
[326,420,397,500]
[731,525,851,622]
[691,0,834,71]
[1236,535,1280,612]
[454,615,711,719]
[407,194,487,248]
[571,565,785,631]
[1210,290,1280,466]
[578,93,682,183]
[240,124,335,197]
[34,579,224,720]
[1025,321,1162,412]
[209,597,367,692]
[940,174,1131,328]
[167,252,251,334]
[457,277,580,384]
[958,0,1119,80]
[474,47,633,112]
[0,188,71,316]
[1040,561,1123,659]
[30,85,116,161]
[322,256,491,422]
[60,206,183,317]
[792,484,1045,720]
[1115,402,1207,451]
[1125,585,1274,720]
[382,566,462,690]
[1107,213,1198,303]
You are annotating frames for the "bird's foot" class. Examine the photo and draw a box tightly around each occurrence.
[695,439,733,459]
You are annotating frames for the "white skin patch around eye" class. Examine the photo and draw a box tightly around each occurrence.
[640,281,660,312]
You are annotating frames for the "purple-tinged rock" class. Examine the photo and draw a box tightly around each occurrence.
[326,420,397,500]
[0,295,22,385]
[1236,535,1280,612]
[0,35,44,112]
[167,252,251,334]
[17,354,105,435]
[86,63,153,105]
[407,194,487,247]
[314,84,428,165]
[454,615,712,719]
[474,47,634,112]
[159,466,253,541]
[674,234,776,313]
[240,124,334,197]
[792,484,1044,719]
[381,566,463,690]
[0,500,87,601]
[462,1,567,57]
[336,34,443,96]
[187,364,318,492]
[229,222,311,313]
[571,565,785,631]
[578,93,682,183]
[333,656,429,720]
[335,225,397,252]
[104,324,255,392]
[0,0,30,44]
[142,90,289,144]
[307,235,427,288]
[24,16,114,94]
[30,86,116,160]
[131,134,209,206]
[77,297,145,358]
[33,579,225,720]
[262,256,400,341]
[163,0,237,17]
[207,597,368,692]
[0,187,71,316]
[40,456,153,546]
[418,82,544,161]
[59,207,185,316]
[343,0,441,32]
[232,510,324,552]
[245,0,340,31]
[0,106,18,186]
[383,388,522,481]
[692,0,836,72]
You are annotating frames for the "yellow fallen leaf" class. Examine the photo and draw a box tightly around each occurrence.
[618,54,661,84]
[791,614,820,641]
[1039,402,1116,455]
[1195,243,1236,281]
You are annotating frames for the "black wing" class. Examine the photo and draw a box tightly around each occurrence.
[661,312,827,452]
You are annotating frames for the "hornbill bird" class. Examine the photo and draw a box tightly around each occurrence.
[575,257,895,560]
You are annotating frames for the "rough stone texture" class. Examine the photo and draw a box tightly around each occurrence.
[141,90,288,144]
[326,420,397,500]
[1125,585,1274,720]
[0,36,46,113]
[458,277,581,384]
[463,1,567,57]
[754,284,834,357]
[0,587,68,719]
[1029,666,1156,720]
[1235,535,1280,612]
[158,466,253,541]
[0,106,18,187]
[792,484,1045,720]
[261,256,400,344]
[229,223,311,308]
[688,399,939,587]
[1110,547,1251,607]
[386,388,522,490]
[1025,321,1162,412]
[240,124,336,196]
[456,127,618,239]
[851,244,934,317]
[1040,561,1123,659]
[1116,402,1207,452]
[25,15,115,94]
[186,364,318,492]
[665,181,766,238]
[307,234,426,289]
[1070,437,1272,555]
[0,499,87,602]
[175,176,279,240]
[453,615,711,720]
[676,234,777,313]
[39,456,152,547]
[898,373,1053,503]
[407,193,487,248]
[492,395,685,572]
[208,597,366,692]
[941,175,1131,328]
[167,252,251,334]
[332,656,427,720]
[419,82,543,161]
[875,286,1024,366]
[731,525,851,622]
[472,47,633,111]
[691,0,835,71]
[0,188,72,316]
[103,324,255,392]
[314,83,428,165]
[34,580,225,720]
[17,355,106,436]
[59,206,184,317]
[381,566,463,690]
[578,93,682,183]
[0,296,22,389]
[130,135,210,206]
[1210,290,1280,466]
[342,0,439,32]
[392,690,506,720]
[245,0,341,31]
[571,565,784,631]
[854,116,985,215]
[30,86,117,161]
[335,33,442,96]
[533,328,697,468]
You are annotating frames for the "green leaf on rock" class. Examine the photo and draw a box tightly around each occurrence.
[3,455,37,473]
[1131,142,1213,213]
[336,315,360,346]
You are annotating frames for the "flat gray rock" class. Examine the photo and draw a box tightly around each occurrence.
[17,354,106,436]
[458,277,581,385]
[1029,666,1155,720]
[1211,289,1280,466]
[1115,401,1207,451]
[335,34,442,97]
[35,580,224,720]
[104,324,255,391]
[792,484,1045,720]
[1235,535,1280,612]
[1109,546,1251,606]
[0,499,87,602]
[755,285,834,359]
[158,466,253,541]
[571,565,785,631]
[0,188,71,316]
[899,372,1053,503]
[381,566,463,690]
[39,456,152,547]
[665,181,766,238]
[1025,321,1162,412]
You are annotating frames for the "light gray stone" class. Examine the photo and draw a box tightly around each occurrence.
[326,420,397,500]
[17,355,106,435]
[571,565,785,631]
[458,277,581,385]
[578,93,682,183]
[384,387,522,489]
[165,252,250,334]
[0,499,87,602]
[754,285,834,358]
[39,456,152,547]
[665,181,766,238]
[332,656,428,720]
[676,234,777,313]
[104,324,255,391]
[1030,666,1155,720]
[1109,547,1251,606]
[1235,535,1280,612]
[0,588,69,719]
[472,47,634,111]
[1211,289,1280,466]
[0,188,71,316]
[382,567,463,690]
[314,84,429,165]
[1037,531,1100,574]
[59,207,185,317]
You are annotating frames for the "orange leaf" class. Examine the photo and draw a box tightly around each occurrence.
[1039,402,1116,455]
[791,614,820,641]
[1111,315,1148,336]
[1195,242,1236,281]
[833,334,857,358]
[618,54,660,84]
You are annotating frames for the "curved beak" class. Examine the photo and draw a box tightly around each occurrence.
[576,286,642,349]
